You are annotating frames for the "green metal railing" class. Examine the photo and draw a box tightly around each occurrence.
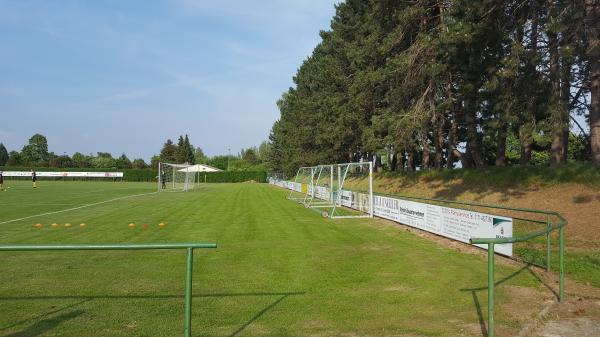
[0,242,218,337]
[470,214,566,337]
[277,180,569,336]
[376,193,567,337]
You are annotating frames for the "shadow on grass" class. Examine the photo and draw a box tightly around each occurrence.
[0,298,91,332]
[460,265,559,337]
[227,294,292,337]
[0,292,305,337]
[0,291,305,301]
[3,310,84,337]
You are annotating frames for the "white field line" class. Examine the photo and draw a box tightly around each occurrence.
[0,191,157,225]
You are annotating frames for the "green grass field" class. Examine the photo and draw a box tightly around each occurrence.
[0,181,550,337]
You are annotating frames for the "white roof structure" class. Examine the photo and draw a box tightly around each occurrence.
[178,164,223,173]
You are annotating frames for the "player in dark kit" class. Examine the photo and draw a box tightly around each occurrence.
[31,169,37,189]
[161,171,166,189]
[0,171,4,191]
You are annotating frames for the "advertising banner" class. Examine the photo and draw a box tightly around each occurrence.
[372,195,512,256]
[2,171,124,178]
[269,179,513,256]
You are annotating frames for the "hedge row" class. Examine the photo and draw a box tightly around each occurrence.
[0,166,267,183]
[200,171,267,183]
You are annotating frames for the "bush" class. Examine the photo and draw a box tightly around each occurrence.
[123,169,156,181]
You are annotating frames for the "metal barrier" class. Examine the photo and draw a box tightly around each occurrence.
[272,179,569,336]
[384,194,566,337]
[0,242,218,337]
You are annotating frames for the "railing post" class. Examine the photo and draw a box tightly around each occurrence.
[184,248,194,337]
[488,243,495,337]
[559,226,564,302]
[546,214,551,272]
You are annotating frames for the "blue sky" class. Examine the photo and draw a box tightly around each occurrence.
[0,0,339,160]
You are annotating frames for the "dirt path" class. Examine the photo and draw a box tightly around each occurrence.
[521,272,600,337]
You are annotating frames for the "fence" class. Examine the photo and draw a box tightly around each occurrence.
[0,242,218,337]
[270,176,567,337]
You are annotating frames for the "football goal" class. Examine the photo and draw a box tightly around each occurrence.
[329,162,374,218]
[287,162,373,219]
[158,162,197,192]
[287,166,317,205]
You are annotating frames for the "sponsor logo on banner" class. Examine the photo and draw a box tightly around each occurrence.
[270,179,513,256]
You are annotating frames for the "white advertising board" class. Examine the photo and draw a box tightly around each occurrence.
[2,171,124,178]
[270,178,513,256]
[372,195,512,256]
[314,186,330,201]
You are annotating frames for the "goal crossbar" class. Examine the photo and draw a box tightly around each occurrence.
[158,162,197,192]
[288,162,373,219]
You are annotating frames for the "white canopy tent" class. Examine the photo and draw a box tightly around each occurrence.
[177,164,222,186]
[177,164,223,173]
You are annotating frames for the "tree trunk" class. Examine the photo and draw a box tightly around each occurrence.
[495,124,507,166]
[433,113,445,169]
[520,124,533,165]
[446,111,468,169]
[519,0,538,166]
[464,97,485,168]
[420,130,431,170]
[561,57,572,160]
[586,0,600,165]
[398,150,406,172]
[549,30,568,165]
[407,145,416,172]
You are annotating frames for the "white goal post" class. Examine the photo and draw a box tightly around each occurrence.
[158,162,197,192]
[286,162,373,219]
[287,166,317,204]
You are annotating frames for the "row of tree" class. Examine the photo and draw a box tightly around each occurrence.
[267,0,599,176]
[0,135,149,169]
[155,137,271,171]
[0,133,272,172]
[155,135,196,166]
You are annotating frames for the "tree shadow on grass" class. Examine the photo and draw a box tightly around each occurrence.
[3,310,84,337]
[460,265,558,337]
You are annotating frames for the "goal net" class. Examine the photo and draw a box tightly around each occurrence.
[287,166,317,204]
[158,162,197,192]
[287,162,373,218]
[329,162,373,218]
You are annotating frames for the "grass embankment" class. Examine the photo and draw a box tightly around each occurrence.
[369,163,600,288]
[0,181,549,337]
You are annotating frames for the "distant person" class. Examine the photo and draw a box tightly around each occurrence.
[0,171,4,191]
[161,171,166,189]
[31,169,37,189]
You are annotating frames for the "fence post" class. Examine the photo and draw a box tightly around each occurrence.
[185,248,194,337]
[488,243,495,337]
[559,227,564,302]
[546,214,551,272]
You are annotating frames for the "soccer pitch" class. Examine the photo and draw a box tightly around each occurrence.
[0,181,546,337]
